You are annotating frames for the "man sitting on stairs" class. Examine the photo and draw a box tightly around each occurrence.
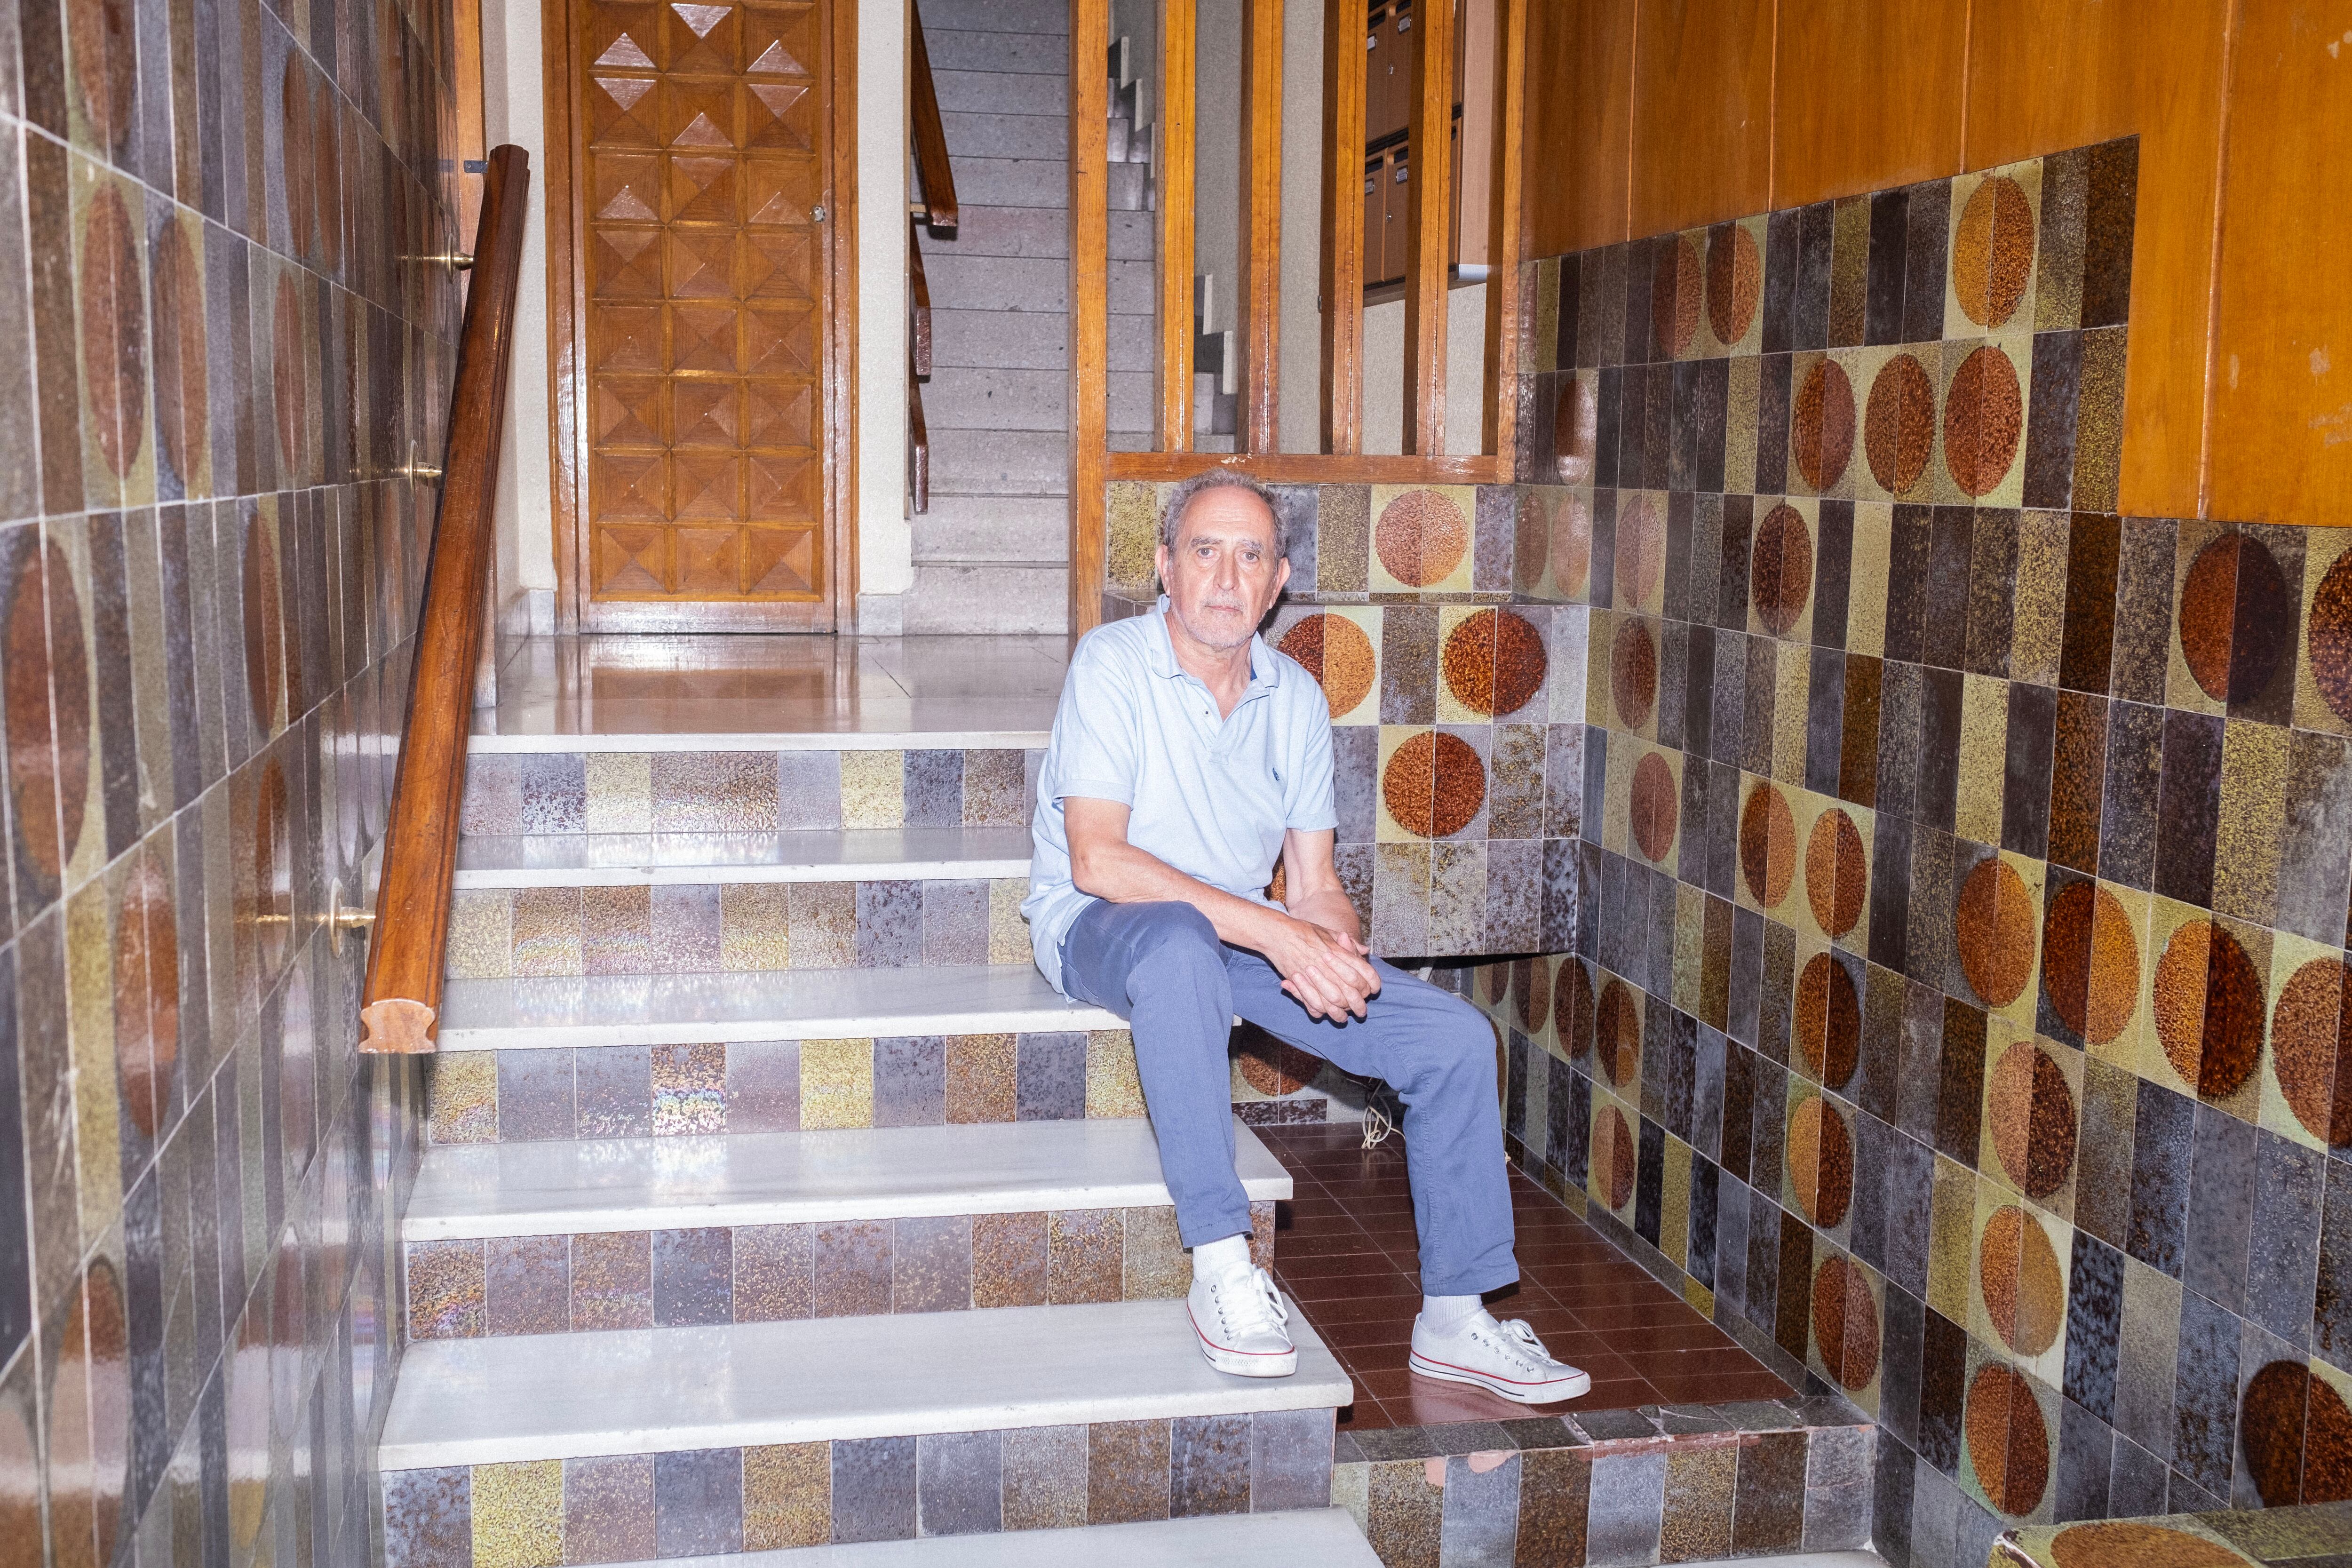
[1022,472,1590,1406]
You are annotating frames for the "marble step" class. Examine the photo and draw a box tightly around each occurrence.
[915,0,1065,35]
[915,205,1152,259]
[926,305,1152,370]
[918,254,1152,315]
[930,69,1065,118]
[911,494,1069,564]
[926,430,1070,494]
[920,365,1153,432]
[406,1117,1292,1241]
[905,564,1071,636]
[451,827,1036,886]
[437,964,1121,1050]
[922,26,1063,75]
[578,1510,1385,1567]
[378,1297,1352,1469]
[941,109,1067,161]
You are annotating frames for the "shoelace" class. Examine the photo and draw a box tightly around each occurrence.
[1483,1317,1558,1370]
[1216,1267,1291,1337]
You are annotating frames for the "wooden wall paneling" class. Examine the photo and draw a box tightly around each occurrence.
[1628,0,1772,238]
[1402,0,1457,454]
[1964,0,2231,520]
[1158,0,1197,451]
[1480,0,1526,459]
[1107,451,1509,482]
[1518,0,1633,258]
[2206,0,2352,527]
[454,0,486,255]
[1772,0,1969,210]
[1320,0,1368,452]
[546,0,587,630]
[1238,0,1285,452]
[1068,0,1112,633]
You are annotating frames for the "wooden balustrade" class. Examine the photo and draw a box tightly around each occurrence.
[359,144,531,1054]
[911,0,959,235]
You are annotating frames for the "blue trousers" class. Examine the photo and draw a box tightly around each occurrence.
[1060,899,1518,1297]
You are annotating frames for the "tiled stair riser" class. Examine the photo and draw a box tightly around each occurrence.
[380,1411,1340,1564]
[460,748,1042,836]
[424,1032,1147,1144]
[1334,1410,1875,1568]
[402,1202,1279,1338]
[445,876,1033,979]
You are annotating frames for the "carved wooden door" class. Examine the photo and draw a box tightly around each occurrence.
[562,0,842,629]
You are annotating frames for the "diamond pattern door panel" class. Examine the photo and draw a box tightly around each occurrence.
[579,0,829,616]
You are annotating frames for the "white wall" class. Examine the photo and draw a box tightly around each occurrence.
[1359,284,1486,455]
[480,0,554,609]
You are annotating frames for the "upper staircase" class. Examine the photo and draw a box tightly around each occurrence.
[377,637,1362,1565]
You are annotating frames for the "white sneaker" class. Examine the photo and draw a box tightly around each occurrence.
[1187,1265,1298,1378]
[1409,1311,1592,1404]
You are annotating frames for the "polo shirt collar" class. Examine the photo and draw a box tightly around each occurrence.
[1150,595,1281,694]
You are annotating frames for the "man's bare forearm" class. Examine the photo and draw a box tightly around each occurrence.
[1287,887,1361,942]
[1073,836,1290,950]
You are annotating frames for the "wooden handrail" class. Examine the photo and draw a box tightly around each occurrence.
[910,221,932,379]
[910,377,930,515]
[359,144,531,1055]
[910,219,931,514]
[911,0,958,235]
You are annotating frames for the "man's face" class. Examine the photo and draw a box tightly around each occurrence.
[1155,487,1290,653]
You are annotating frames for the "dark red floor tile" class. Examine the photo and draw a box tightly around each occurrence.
[1284,1271,1422,1304]
[1277,1230,1392,1258]
[1334,1398,1396,1432]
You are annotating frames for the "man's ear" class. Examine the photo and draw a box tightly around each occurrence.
[1274,553,1291,593]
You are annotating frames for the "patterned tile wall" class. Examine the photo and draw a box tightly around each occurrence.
[401,1200,1281,1338]
[425,1031,1152,1144]
[380,1410,1339,1564]
[1456,132,2352,1568]
[0,0,462,1552]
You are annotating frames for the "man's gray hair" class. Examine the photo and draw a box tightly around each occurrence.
[1159,470,1288,559]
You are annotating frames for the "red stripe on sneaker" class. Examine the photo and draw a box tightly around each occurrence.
[1190,1305,1294,1358]
[1408,1350,1582,1389]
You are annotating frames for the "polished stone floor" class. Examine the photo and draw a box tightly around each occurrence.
[1258,1123,1794,1433]
[475,635,1070,747]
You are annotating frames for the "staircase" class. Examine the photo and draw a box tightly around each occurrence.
[377,639,1369,1565]
[907,0,1156,635]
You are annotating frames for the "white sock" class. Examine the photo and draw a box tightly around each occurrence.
[1421,1293,1485,1334]
[1192,1234,1254,1282]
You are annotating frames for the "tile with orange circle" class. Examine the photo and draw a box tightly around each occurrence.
[1608,490,1669,615]
[2258,927,2352,1156]
[1543,484,1599,601]
[1591,971,1644,1097]
[1793,792,1872,955]
[2239,1357,2352,1508]
[1788,938,1864,1096]
[1746,496,1818,644]
[1781,1079,1855,1241]
[1951,845,2044,1026]
[1958,1346,2058,1522]
[1434,604,1550,725]
[1806,1245,1883,1413]
[70,159,157,509]
[2142,898,2270,1118]
[1977,1033,2084,1221]
[1968,1188,2070,1390]
[2033,870,2149,1059]
[1703,217,1766,358]
[1650,230,1706,362]
[1596,610,1661,741]
[2165,520,2306,721]
[1373,724,1489,845]
[1600,743,1682,877]
[1944,163,2044,343]
[1366,485,1478,595]
[1998,1519,2261,1568]
[1270,605,1380,726]
[1782,352,1857,501]
[1853,346,1942,505]
[1734,775,1798,916]
[1934,336,2033,509]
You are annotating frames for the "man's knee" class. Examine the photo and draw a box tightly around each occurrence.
[1125,901,1223,971]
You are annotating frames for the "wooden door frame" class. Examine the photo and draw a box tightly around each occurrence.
[543,0,860,634]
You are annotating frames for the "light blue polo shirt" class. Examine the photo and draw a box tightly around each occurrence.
[1025,599,1338,995]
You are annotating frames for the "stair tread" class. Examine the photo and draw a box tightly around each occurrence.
[438,964,1120,1049]
[405,1117,1293,1239]
[451,826,1034,886]
[585,1509,1384,1567]
[379,1297,1352,1467]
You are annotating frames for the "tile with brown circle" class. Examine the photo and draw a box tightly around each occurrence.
[1977,1204,2064,1358]
[1739,781,1796,909]
[1233,1024,1322,1098]
[68,0,139,153]
[1707,221,1761,352]
[1593,1103,1637,1211]
[1381,730,1486,841]
[1629,751,1678,865]
[1964,1360,2050,1517]
[1790,358,1856,493]
[110,845,178,1143]
[2273,955,2352,1146]
[1942,343,2025,500]
[1785,1093,1852,1228]
[149,213,207,496]
[2241,1360,2352,1506]
[1372,487,1472,590]
[1811,1254,1880,1392]
[242,512,286,736]
[1750,504,1814,637]
[1512,489,1552,595]
[1614,492,1665,612]
[1595,975,1641,1090]
[272,273,307,484]
[1553,955,1595,1059]
[1441,609,1547,719]
[2151,918,2265,1100]
[1277,613,1376,722]
[1804,807,1867,940]
[2176,529,2291,708]
[1609,618,1657,730]
[1794,950,1860,1090]
[5,536,90,901]
[1863,353,1936,496]
[1653,234,1702,359]
[1986,1041,2077,1202]
[2306,545,2352,728]
[1510,957,1552,1041]
[78,178,147,487]
[2046,1522,2253,1568]
[2037,878,2138,1046]
[1550,490,1595,603]
[1956,856,2035,1008]
[1951,174,2037,330]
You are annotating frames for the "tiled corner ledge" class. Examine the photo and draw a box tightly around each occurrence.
[1993,1500,2352,1567]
